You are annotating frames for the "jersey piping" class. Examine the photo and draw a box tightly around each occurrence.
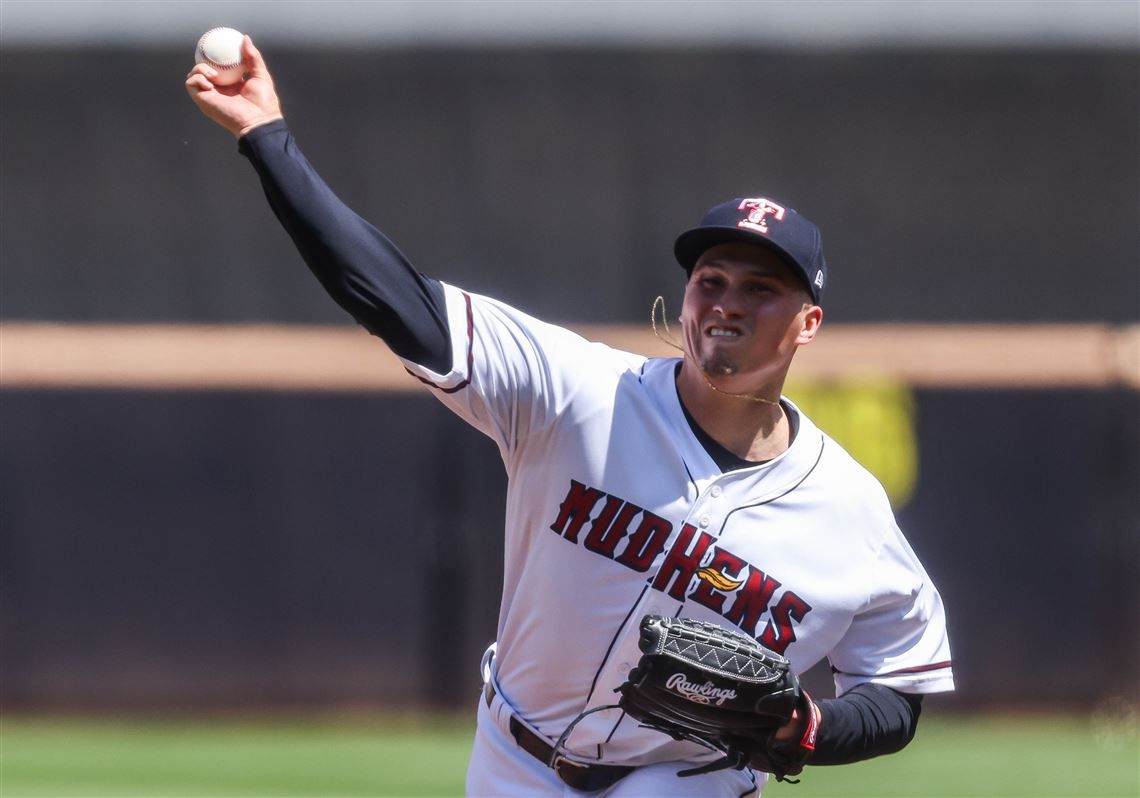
[832,661,954,678]
[584,584,651,707]
[719,439,826,534]
[404,290,475,393]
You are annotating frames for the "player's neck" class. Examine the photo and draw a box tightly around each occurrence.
[675,362,792,462]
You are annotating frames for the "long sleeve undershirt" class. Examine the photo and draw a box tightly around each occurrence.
[237,119,923,766]
[237,119,452,373]
[813,683,923,765]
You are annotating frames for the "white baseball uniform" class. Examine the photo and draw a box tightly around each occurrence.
[232,120,948,796]
[401,283,955,796]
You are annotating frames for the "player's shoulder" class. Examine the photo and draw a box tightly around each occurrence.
[793,403,897,521]
[459,284,648,372]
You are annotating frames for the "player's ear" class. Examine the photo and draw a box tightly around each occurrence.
[795,304,823,346]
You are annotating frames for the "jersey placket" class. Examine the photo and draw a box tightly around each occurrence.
[564,474,736,763]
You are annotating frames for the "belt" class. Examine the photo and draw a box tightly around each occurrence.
[484,682,634,792]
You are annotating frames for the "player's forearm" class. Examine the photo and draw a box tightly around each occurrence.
[237,120,451,372]
[809,683,923,765]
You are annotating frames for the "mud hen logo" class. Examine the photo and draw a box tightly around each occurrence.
[548,480,813,654]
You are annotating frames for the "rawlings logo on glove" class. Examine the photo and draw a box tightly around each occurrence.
[616,615,818,782]
[666,673,738,705]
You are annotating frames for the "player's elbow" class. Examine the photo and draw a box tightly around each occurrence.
[888,690,923,753]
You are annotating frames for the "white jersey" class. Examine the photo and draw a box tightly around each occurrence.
[402,283,954,787]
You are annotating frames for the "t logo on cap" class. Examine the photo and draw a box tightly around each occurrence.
[738,198,786,234]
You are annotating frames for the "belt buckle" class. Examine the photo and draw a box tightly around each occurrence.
[552,754,623,793]
[551,753,587,781]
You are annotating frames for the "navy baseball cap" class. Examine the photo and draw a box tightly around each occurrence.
[674,197,828,304]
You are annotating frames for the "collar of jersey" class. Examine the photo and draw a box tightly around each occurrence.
[643,358,825,499]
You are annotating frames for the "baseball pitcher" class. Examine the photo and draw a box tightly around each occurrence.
[187,36,954,797]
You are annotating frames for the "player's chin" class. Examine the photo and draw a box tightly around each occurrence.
[698,353,742,379]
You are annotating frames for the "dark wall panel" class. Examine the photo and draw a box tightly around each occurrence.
[0,392,507,710]
[2,387,1136,710]
[2,47,1137,326]
[900,388,1139,706]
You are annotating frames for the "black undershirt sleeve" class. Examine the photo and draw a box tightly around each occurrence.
[810,683,924,765]
[237,120,451,373]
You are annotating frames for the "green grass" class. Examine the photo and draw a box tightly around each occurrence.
[1,713,1136,797]
[764,714,1139,798]
[0,714,473,797]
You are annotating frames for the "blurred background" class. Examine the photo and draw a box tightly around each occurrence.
[2,1,1137,795]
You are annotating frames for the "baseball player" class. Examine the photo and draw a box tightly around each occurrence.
[187,38,954,797]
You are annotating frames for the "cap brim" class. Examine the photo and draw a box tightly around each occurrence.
[673,225,819,303]
[673,226,799,273]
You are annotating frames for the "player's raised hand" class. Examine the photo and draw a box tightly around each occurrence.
[185,35,283,138]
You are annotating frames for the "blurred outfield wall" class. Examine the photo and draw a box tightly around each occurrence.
[2,383,1137,711]
[2,46,1137,325]
[1,5,1138,713]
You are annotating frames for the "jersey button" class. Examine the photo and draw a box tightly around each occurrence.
[698,515,711,528]
[710,486,722,498]
[618,662,632,675]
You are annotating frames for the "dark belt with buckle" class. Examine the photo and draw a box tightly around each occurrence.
[484,682,634,792]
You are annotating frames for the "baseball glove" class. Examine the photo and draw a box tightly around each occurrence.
[615,615,819,781]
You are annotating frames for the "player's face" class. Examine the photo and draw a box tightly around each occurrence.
[680,243,822,391]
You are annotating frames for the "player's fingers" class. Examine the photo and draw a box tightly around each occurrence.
[187,62,219,81]
[185,73,215,94]
[243,35,272,81]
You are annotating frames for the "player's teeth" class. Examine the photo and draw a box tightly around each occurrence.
[710,329,739,337]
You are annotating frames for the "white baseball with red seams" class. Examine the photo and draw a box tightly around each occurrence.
[401,283,955,796]
[194,27,246,86]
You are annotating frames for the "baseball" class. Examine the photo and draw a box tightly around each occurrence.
[194,27,246,86]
